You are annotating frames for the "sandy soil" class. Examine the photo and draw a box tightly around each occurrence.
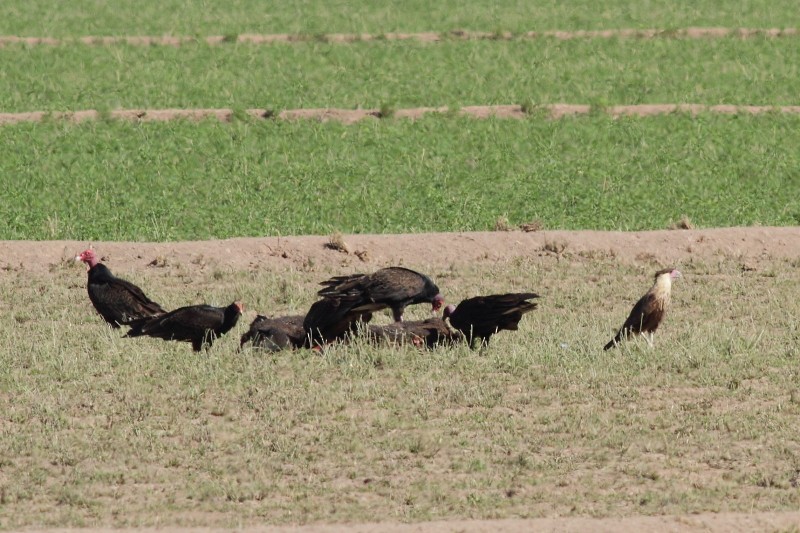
[8,227,800,532]
[1,27,798,48]
[20,510,800,532]
[4,227,798,275]
[3,104,800,125]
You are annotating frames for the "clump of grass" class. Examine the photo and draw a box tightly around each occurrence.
[373,103,395,119]
[325,232,350,254]
[542,238,568,254]
[669,214,694,230]
[519,219,543,232]
[148,255,168,268]
[494,216,512,231]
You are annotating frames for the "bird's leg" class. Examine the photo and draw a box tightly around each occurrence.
[642,331,654,348]
[392,308,404,323]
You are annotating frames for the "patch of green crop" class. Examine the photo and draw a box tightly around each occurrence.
[1,38,799,112]
[1,113,798,241]
[1,0,799,37]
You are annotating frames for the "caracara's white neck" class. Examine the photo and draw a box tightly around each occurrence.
[651,274,672,300]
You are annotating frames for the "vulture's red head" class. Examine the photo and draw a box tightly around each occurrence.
[442,304,456,319]
[75,248,99,269]
[670,269,682,279]
[431,294,445,314]
[234,301,245,313]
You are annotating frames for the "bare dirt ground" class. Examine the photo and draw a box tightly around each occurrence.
[1,27,798,48]
[4,226,798,275]
[20,510,800,533]
[6,227,800,533]
[2,104,800,125]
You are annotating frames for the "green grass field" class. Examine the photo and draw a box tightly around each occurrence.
[2,38,799,112]
[2,114,799,241]
[2,0,799,37]
[1,255,799,528]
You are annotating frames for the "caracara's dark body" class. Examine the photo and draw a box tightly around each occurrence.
[303,296,372,347]
[444,292,539,349]
[604,268,682,350]
[317,267,444,322]
[240,314,306,352]
[76,249,165,328]
[367,317,462,348]
[126,301,243,351]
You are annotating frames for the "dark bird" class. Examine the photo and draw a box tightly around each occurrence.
[240,314,306,352]
[126,301,244,351]
[75,247,166,328]
[303,296,372,348]
[368,317,463,348]
[317,267,444,322]
[604,268,682,350]
[444,292,539,349]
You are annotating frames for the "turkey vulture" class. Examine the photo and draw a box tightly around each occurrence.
[240,314,305,352]
[368,317,463,348]
[604,268,682,350]
[444,292,539,349]
[317,267,444,322]
[303,296,372,347]
[75,248,166,328]
[126,301,244,351]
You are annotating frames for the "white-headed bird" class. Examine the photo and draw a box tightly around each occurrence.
[604,268,682,350]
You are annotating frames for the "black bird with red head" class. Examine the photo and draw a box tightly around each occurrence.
[75,247,166,328]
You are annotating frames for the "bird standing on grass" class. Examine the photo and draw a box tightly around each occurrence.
[604,268,682,350]
[75,247,166,328]
[317,267,444,322]
[443,292,539,349]
[126,301,244,352]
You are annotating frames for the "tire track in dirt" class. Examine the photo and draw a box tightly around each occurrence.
[2,104,800,125]
[1,27,799,47]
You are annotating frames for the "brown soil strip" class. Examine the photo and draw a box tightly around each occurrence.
[2,104,800,125]
[5,227,798,275]
[19,510,800,533]
[1,27,799,48]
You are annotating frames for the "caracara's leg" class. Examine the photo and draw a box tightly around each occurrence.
[643,331,654,348]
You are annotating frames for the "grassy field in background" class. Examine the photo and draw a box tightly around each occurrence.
[2,38,799,112]
[1,255,798,527]
[2,0,800,37]
[2,114,799,241]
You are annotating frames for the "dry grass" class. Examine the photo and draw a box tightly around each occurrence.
[1,255,799,528]
[669,215,695,230]
[324,232,350,254]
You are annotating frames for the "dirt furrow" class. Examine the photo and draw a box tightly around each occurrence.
[4,227,798,275]
[2,104,800,125]
[1,27,799,47]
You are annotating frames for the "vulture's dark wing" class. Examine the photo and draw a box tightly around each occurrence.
[450,293,539,337]
[303,296,371,346]
[87,264,166,326]
[319,267,439,306]
[128,305,224,341]
[241,314,306,350]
